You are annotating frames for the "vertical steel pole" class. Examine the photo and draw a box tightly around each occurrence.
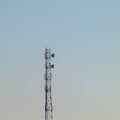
[44,48,55,120]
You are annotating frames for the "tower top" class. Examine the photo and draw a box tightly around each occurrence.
[44,48,55,120]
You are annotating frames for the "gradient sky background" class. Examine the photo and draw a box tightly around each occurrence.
[0,0,120,120]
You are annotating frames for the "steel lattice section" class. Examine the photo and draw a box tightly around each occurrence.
[44,48,54,120]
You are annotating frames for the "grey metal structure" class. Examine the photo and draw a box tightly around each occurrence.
[44,48,55,120]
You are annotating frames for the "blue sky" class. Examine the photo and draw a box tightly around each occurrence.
[0,0,120,120]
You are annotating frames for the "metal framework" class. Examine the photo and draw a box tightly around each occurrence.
[44,48,55,120]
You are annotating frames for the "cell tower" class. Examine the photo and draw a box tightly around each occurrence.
[44,48,55,120]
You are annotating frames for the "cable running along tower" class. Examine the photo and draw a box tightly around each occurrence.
[44,48,55,120]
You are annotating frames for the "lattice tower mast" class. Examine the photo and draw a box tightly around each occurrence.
[44,48,55,120]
